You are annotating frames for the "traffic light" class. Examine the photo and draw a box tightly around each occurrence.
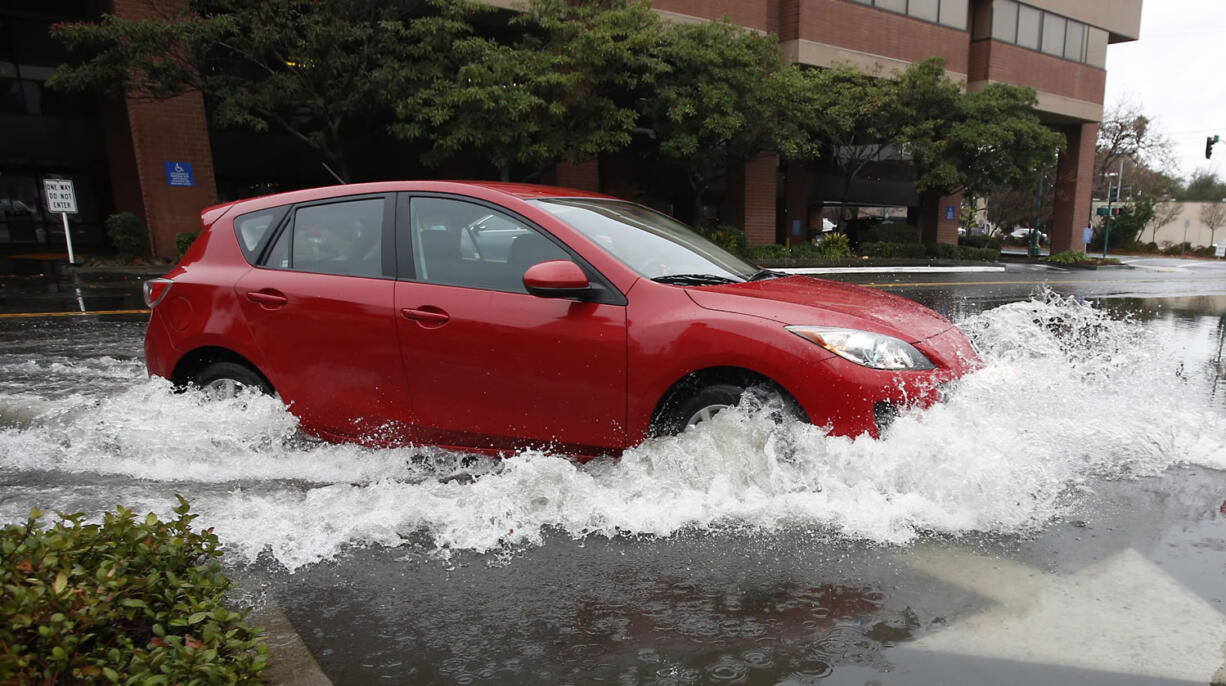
[1112,207,1122,217]
[1108,185,1118,202]
[1208,135,1220,159]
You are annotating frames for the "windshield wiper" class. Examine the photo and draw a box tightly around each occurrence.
[748,269,787,281]
[651,273,738,286]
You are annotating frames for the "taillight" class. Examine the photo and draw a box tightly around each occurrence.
[143,278,174,308]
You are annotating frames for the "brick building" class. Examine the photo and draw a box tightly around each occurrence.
[1,0,1141,257]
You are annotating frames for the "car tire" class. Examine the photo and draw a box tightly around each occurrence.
[193,361,272,399]
[653,383,746,436]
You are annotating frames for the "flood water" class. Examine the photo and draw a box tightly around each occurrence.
[1,285,1225,684]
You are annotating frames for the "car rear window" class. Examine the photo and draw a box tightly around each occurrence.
[233,206,288,264]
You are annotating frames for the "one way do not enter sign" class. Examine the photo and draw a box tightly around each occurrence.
[44,179,78,214]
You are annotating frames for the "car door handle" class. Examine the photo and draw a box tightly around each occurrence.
[246,290,288,307]
[400,307,450,324]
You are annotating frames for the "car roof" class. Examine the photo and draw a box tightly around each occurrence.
[202,180,617,219]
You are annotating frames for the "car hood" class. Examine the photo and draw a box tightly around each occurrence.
[685,275,954,342]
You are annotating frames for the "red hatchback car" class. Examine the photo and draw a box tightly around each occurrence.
[144,181,979,456]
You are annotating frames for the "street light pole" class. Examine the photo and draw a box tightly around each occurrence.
[1102,160,1125,259]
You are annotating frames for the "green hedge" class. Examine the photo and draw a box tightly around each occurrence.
[860,221,920,244]
[0,498,266,684]
[748,235,851,261]
[857,242,999,262]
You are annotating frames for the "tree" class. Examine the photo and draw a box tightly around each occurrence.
[1095,100,1175,191]
[1092,198,1153,252]
[638,19,819,222]
[1147,200,1183,243]
[894,58,1064,239]
[1201,202,1226,247]
[50,0,480,182]
[1178,170,1226,202]
[809,63,905,230]
[386,0,667,178]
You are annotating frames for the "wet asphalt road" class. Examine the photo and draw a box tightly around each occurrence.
[1,255,1225,685]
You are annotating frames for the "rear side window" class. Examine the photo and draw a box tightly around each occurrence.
[267,197,386,277]
[233,206,288,264]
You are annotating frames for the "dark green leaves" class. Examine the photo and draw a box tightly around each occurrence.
[0,501,266,684]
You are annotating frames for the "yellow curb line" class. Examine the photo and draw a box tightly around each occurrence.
[0,309,149,319]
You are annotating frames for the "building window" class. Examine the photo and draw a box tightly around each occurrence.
[848,0,969,30]
[988,0,1101,67]
[1016,4,1041,50]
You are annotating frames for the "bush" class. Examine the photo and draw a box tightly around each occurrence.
[1042,250,1087,264]
[695,224,747,256]
[105,212,149,261]
[747,244,790,259]
[860,221,920,244]
[1193,245,1215,257]
[175,231,200,260]
[1162,242,1191,256]
[857,242,926,259]
[959,234,1002,250]
[817,232,851,259]
[0,498,267,684]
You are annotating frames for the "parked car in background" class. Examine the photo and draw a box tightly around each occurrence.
[144,182,980,457]
[1008,227,1048,243]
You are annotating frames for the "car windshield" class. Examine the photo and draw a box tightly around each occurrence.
[531,198,759,283]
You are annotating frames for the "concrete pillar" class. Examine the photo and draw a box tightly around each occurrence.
[918,191,962,245]
[110,0,218,259]
[784,160,808,245]
[554,158,600,192]
[730,153,778,247]
[1051,122,1097,254]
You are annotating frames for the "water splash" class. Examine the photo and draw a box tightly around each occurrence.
[0,293,1223,570]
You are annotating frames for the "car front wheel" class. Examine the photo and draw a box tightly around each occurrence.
[653,383,745,436]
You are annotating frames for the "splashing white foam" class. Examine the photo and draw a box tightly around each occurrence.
[1,293,1223,570]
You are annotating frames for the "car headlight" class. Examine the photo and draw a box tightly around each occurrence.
[785,326,935,370]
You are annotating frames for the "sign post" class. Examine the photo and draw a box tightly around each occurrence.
[43,179,78,264]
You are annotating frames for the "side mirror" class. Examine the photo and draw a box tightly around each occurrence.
[523,260,591,299]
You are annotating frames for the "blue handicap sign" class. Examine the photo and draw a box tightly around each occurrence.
[944,205,956,220]
[164,161,195,187]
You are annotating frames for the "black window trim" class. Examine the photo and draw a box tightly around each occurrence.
[397,191,628,306]
[255,192,397,280]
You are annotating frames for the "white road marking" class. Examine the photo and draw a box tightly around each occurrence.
[780,266,1006,275]
[908,547,1226,683]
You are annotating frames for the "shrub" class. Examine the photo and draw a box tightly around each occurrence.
[696,224,747,256]
[860,221,920,244]
[958,234,1001,250]
[1162,242,1191,256]
[747,244,790,259]
[0,497,267,684]
[175,231,200,260]
[105,212,149,261]
[1193,245,1215,257]
[857,242,925,259]
[817,232,851,259]
[1042,250,1087,264]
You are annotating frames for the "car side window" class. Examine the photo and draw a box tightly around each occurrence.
[411,197,569,293]
[274,198,385,277]
[233,206,288,264]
